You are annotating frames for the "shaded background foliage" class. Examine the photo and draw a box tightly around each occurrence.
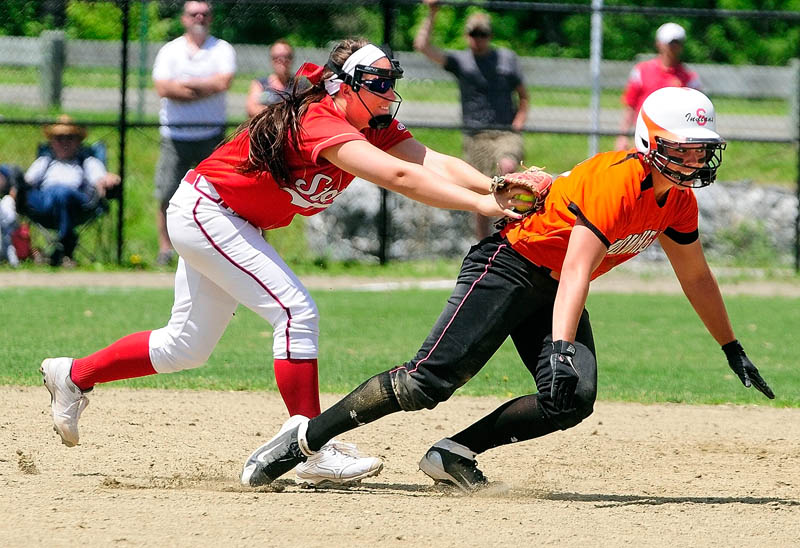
[1,0,798,65]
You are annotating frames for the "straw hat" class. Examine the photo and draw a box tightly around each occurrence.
[43,114,87,140]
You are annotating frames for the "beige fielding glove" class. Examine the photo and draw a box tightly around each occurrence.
[490,165,553,228]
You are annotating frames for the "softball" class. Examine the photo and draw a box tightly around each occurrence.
[513,193,535,212]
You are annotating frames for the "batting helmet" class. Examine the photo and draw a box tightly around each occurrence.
[635,87,726,188]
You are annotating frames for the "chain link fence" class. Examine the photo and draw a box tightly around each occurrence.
[0,0,797,268]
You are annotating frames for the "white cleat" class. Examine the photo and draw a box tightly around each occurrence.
[295,439,383,487]
[241,415,310,487]
[40,358,89,447]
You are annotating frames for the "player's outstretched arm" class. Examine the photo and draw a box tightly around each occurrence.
[659,236,735,343]
[548,221,605,411]
[387,138,492,194]
[321,139,521,219]
[659,235,775,399]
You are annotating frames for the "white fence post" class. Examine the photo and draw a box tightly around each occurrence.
[589,0,604,157]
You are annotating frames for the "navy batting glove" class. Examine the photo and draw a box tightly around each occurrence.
[549,340,579,411]
[722,340,775,399]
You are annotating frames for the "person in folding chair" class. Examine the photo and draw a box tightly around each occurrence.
[21,115,120,267]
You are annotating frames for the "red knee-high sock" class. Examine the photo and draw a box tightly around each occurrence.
[273,358,321,418]
[70,331,156,390]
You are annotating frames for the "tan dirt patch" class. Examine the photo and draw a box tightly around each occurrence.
[2,386,798,547]
[2,268,800,296]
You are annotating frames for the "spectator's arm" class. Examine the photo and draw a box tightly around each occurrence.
[413,1,446,67]
[246,80,267,117]
[81,156,118,198]
[153,78,200,101]
[616,66,642,150]
[183,72,235,97]
[512,83,530,132]
[24,157,49,187]
[615,105,637,151]
[95,173,121,197]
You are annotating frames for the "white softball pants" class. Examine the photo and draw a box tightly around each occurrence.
[148,174,319,373]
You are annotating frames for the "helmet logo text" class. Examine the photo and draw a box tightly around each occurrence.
[685,109,712,126]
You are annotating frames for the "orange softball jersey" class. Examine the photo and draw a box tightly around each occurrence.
[502,150,699,280]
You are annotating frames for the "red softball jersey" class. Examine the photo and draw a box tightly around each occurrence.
[501,150,699,280]
[621,57,702,114]
[195,95,412,229]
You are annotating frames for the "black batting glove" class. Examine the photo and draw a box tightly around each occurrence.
[549,340,580,411]
[722,340,775,399]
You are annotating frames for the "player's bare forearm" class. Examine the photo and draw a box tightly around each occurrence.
[425,149,493,193]
[386,140,492,194]
[552,223,605,341]
[660,236,735,345]
[323,140,518,217]
[676,266,735,345]
[552,270,591,343]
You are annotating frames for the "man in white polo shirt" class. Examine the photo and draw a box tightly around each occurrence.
[152,0,236,265]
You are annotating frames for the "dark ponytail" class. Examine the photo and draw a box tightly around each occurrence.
[235,38,371,186]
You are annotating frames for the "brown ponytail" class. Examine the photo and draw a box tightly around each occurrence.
[236,38,371,186]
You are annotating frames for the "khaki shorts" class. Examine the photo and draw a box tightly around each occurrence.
[463,130,524,176]
[154,133,223,205]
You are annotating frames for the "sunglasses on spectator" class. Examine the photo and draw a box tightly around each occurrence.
[53,135,81,142]
[468,30,491,39]
[271,55,293,62]
[361,77,395,94]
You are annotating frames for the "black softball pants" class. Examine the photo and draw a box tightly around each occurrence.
[390,233,598,449]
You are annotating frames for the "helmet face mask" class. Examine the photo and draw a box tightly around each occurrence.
[651,137,726,188]
[326,54,404,129]
[634,87,726,188]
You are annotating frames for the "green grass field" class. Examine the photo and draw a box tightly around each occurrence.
[1,286,795,406]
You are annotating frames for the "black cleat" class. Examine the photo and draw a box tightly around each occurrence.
[418,439,489,493]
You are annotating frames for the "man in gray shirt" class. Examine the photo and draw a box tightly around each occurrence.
[415,2,529,239]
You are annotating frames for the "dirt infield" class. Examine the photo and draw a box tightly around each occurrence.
[3,270,799,546]
[3,386,798,547]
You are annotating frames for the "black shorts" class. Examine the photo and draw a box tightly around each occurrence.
[390,233,596,404]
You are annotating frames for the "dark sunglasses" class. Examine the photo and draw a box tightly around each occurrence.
[53,135,80,142]
[468,30,491,38]
[361,77,395,94]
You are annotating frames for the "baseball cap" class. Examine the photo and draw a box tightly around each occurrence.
[656,22,686,44]
[465,13,491,35]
